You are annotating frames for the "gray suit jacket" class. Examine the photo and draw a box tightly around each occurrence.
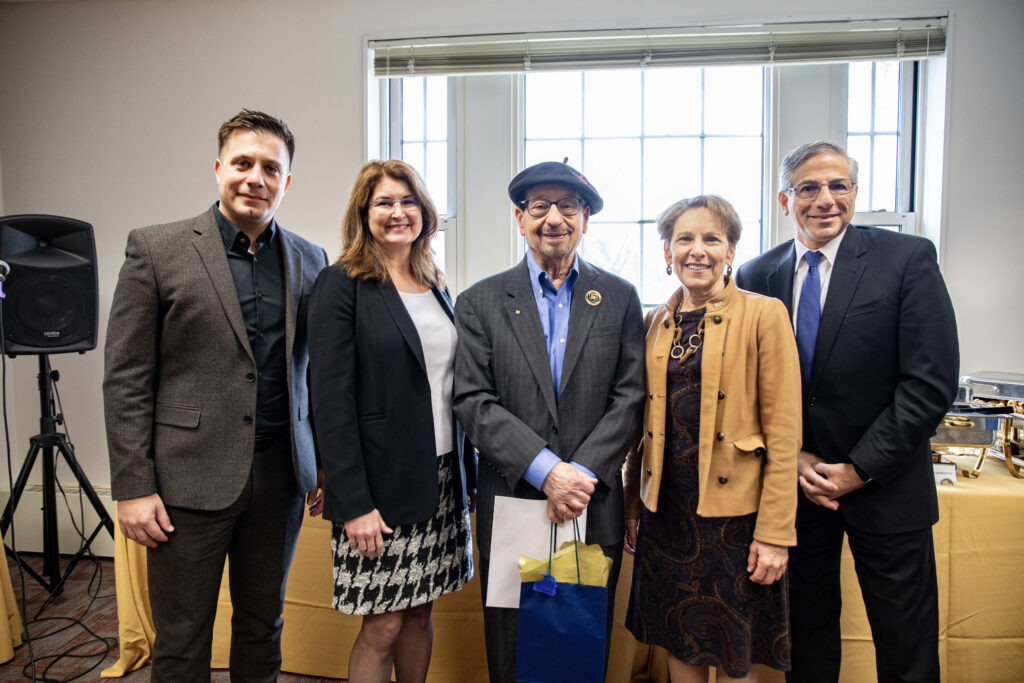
[453,257,645,552]
[103,207,328,510]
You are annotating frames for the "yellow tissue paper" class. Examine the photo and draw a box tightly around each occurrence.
[518,540,612,587]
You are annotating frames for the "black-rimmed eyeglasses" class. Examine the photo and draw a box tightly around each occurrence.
[785,179,856,200]
[518,197,585,218]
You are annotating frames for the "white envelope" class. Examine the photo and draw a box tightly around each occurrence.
[485,495,588,609]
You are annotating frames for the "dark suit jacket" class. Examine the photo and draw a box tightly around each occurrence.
[453,257,645,552]
[735,225,959,533]
[103,207,328,509]
[307,264,474,527]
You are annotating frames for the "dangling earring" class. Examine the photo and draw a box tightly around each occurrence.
[666,263,672,275]
[726,263,733,278]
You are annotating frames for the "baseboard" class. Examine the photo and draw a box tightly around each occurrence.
[0,485,116,558]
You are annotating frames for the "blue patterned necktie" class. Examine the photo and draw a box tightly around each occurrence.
[796,251,822,381]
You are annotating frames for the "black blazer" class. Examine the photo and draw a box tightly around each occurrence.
[308,264,474,526]
[735,226,959,534]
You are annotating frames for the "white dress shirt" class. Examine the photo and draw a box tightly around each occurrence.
[792,228,849,326]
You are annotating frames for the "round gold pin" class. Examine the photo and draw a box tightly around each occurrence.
[585,290,602,306]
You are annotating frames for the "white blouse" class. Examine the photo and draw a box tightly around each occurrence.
[398,290,456,456]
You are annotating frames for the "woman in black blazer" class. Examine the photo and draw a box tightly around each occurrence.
[308,160,475,683]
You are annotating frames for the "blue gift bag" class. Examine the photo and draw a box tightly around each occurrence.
[516,521,607,683]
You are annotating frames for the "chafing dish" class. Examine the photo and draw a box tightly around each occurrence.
[931,372,1024,478]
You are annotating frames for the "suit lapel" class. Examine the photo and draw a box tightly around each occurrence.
[380,279,428,374]
[559,260,599,397]
[811,227,866,387]
[431,285,455,323]
[766,242,797,322]
[279,228,304,367]
[192,211,253,360]
[505,260,559,423]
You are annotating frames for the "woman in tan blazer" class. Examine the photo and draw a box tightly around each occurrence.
[623,195,801,683]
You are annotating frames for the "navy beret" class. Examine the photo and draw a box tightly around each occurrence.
[507,160,604,214]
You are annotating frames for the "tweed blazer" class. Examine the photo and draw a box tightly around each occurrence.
[453,256,645,551]
[623,279,801,546]
[103,207,328,509]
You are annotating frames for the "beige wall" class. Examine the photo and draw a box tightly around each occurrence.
[0,0,1021,522]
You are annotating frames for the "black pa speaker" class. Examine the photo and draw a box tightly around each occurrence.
[0,214,98,356]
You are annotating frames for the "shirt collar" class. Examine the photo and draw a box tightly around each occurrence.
[526,251,580,295]
[214,201,277,255]
[794,226,847,271]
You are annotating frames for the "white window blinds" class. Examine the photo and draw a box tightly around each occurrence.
[370,17,946,77]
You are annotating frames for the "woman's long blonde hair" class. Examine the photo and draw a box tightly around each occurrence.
[337,159,444,287]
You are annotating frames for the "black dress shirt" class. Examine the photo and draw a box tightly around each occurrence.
[214,203,288,429]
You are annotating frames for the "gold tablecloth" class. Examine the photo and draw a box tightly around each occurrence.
[104,461,1024,681]
[0,542,24,664]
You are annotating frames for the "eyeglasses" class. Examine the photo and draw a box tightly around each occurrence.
[786,179,856,200]
[368,196,421,212]
[519,197,585,218]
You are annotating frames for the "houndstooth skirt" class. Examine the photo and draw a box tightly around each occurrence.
[331,450,473,615]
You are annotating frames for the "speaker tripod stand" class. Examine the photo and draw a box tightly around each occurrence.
[1,354,114,596]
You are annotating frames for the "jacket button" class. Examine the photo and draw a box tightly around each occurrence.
[646,428,653,437]
[755,447,766,458]
[648,392,653,400]
[718,391,725,400]
[713,315,722,324]
[716,432,725,441]
[663,319,670,328]
[808,396,816,407]
[645,467,652,475]
[243,415,253,425]
[718,476,728,484]
[246,372,256,382]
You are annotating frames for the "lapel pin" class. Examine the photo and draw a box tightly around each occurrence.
[585,290,602,306]
[515,309,521,315]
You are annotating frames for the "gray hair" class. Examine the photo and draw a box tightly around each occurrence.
[657,195,742,246]
[779,141,859,190]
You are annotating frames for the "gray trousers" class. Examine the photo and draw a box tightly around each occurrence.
[147,435,304,682]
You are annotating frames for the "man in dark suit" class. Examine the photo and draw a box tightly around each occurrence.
[453,161,645,682]
[735,141,958,682]
[103,110,328,681]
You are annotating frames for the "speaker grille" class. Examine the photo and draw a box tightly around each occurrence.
[0,215,98,356]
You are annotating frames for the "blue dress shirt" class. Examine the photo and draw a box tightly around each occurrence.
[521,254,597,489]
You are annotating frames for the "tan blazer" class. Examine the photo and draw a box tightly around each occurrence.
[624,279,801,546]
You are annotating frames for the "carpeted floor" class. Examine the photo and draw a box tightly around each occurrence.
[1,552,342,682]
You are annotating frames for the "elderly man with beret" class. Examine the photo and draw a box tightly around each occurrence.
[453,160,645,682]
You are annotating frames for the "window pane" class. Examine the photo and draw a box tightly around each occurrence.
[733,221,762,271]
[874,61,900,133]
[584,70,641,137]
[583,138,641,222]
[643,138,702,220]
[704,66,763,136]
[425,141,448,215]
[644,67,701,136]
[432,228,446,275]
[703,136,762,221]
[525,72,582,139]
[642,223,678,306]
[402,77,425,139]
[525,139,582,168]
[871,134,898,211]
[581,222,640,285]
[846,135,871,211]
[847,62,873,132]
[425,76,448,140]
[402,142,425,178]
